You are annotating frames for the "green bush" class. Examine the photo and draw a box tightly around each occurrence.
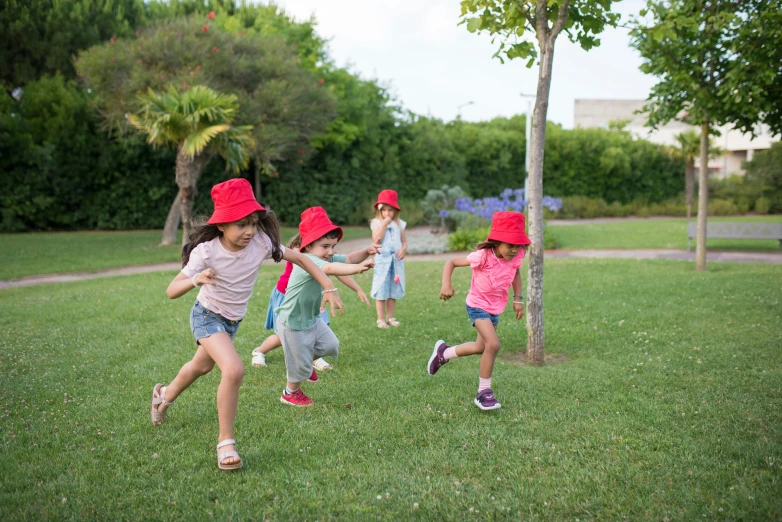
[708,198,739,216]
[744,142,782,213]
[447,227,489,251]
[754,197,770,215]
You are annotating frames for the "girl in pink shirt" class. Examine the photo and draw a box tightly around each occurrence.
[429,211,530,411]
[149,178,343,471]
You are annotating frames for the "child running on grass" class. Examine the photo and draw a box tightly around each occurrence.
[150,179,343,470]
[251,229,375,371]
[370,189,407,328]
[276,206,376,407]
[428,211,530,411]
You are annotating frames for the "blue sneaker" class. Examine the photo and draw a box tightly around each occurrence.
[427,340,449,375]
[474,388,501,410]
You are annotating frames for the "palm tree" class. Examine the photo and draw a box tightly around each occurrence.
[128,85,254,245]
[675,130,700,220]
[674,130,722,221]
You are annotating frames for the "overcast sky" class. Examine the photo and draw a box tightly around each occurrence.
[273,0,657,128]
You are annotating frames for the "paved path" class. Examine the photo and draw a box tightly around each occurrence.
[2,244,780,289]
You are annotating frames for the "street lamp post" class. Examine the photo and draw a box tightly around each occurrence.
[520,93,535,212]
[456,101,474,119]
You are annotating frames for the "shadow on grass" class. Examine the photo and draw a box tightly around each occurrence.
[500,351,570,366]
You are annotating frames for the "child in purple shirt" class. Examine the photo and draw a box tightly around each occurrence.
[428,211,530,411]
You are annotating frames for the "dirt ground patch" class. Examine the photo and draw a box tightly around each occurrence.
[500,351,570,367]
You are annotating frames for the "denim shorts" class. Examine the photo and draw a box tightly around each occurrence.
[466,304,500,327]
[190,301,241,345]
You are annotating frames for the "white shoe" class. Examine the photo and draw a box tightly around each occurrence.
[251,351,266,367]
[313,357,332,371]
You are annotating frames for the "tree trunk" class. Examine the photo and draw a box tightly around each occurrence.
[685,161,695,221]
[695,120,710,271]
[160,195,181,246]
[175,149,209,248]
[525,35,558,366]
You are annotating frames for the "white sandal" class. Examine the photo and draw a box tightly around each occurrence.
[313,357,332,371]
[377,319,389,329]
[387,317,400,327]
[251,350,267,367]
[150,383,174,426]
[217,439,243,471]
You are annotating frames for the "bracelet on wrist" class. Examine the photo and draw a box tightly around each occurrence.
[513,300,524,304]
[192,275,201,288]
[321,288,339,294]
[513,293,524,300]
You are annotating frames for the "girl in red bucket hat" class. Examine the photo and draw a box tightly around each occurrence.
[274,207,379,407]
[370,189,408,328]
[429,211,530,411]
[150,179,343,470]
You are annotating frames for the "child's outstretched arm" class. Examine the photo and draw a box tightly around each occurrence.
[511,269,524,320]
[336,275,371,307]
[440,257,469,300]
[323,258,374,277]
[345,242,382,263]
[166,269,216,299]
[284,249,345,317]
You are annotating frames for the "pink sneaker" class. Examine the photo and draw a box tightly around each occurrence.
[307,369,319,383]
[280,388,313,407]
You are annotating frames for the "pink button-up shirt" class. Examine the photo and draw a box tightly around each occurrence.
[465,248,524,315]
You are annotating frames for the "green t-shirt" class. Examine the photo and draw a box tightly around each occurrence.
[275,253,347,330]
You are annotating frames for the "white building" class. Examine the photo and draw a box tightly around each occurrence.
[574,99,779,177]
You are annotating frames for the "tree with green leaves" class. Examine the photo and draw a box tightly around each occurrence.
[128,85,253,245]
[459,0,620,365]
[77,16,335,243]
[631,0,782,271]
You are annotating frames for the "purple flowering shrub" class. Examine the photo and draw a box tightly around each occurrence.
[444,188,563,251]
[445,188,562,225]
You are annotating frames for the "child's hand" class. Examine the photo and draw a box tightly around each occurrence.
[396,247,406,260]
[356,289,371,307]
[440,285,455,301]
[382,215,393,225]
[357,258,375,273]
[513,301,525,320]
[321,292,344,317]
[366,242,382,255]
[195,268,217,286]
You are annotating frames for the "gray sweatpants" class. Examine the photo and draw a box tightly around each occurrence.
[277,317,339,383]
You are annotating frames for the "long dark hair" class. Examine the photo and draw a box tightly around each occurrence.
[181,208,283,267]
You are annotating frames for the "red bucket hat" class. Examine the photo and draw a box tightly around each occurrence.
[299,206,343,249]
[207,178,264,224]
[374,189,401,211]
[487,211,531,245]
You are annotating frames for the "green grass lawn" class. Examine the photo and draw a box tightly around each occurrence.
[548,215,782,251]
[1,260,779,520]
[0,227,372,280]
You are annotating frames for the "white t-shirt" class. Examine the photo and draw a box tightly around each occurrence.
[182,233,283,321]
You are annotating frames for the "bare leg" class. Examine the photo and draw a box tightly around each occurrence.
[286,380,303,392]
[375,299,387,322]
[474,321,500,379]
[386,298,396,320]
[449,320,500,378]
[199,333,245,466]
[157,345,215,413]
[254,334,281,355]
